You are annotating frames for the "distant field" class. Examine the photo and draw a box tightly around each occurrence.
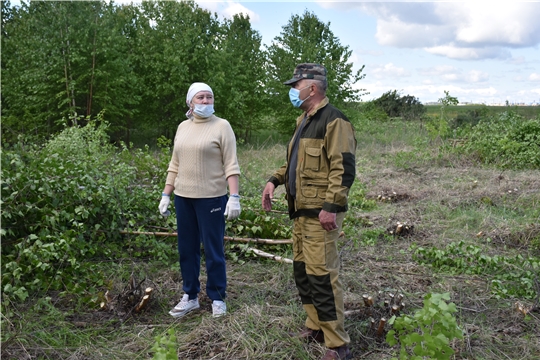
[424,104,539,119]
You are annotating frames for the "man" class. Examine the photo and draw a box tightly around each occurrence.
[262,63,356,360]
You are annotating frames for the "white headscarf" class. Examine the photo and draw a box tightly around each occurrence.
[186,82,213,117]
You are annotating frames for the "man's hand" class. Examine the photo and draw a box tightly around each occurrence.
[262,182,275,211]
[319,210,337,231]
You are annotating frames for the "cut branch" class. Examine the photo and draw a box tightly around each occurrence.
[243,247,293,264]
[344,309,366,316]
[135,295,150,313]
[119,230,174,237]
[225,236,292,245]
[119,230,292,244]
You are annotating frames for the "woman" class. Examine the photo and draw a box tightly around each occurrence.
[158,82,241,318]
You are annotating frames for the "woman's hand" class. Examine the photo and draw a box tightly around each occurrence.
[224,195,241,220]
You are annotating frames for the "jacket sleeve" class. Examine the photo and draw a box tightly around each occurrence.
[322,118,357,213]
[268,163,287,187]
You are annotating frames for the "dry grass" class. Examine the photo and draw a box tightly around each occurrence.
[3,121,540,360]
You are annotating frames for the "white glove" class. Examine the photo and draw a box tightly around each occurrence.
[159,193,171,216]
[224,194,241,220]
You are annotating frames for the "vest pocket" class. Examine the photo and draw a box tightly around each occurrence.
[300,180,327,202]
[304,147,321,171]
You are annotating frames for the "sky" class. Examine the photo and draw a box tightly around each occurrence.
[195,0,540,105]
[10,0,540,105]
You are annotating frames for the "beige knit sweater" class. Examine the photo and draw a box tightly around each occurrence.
[166,114,240,198]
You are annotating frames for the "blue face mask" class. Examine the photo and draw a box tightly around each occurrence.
[288,85,311,108]
[193,104,215,118]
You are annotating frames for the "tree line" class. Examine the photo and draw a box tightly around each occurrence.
[1,0,366,145]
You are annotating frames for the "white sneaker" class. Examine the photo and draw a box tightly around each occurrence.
[169,294,200,318]
[212,300,227,318]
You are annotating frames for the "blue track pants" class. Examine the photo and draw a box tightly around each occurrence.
[174,195,228,301]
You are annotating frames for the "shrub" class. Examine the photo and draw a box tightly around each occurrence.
[450,106,490,130]
[355,101,389,122]
[386,292,463,360]
[151,329,177,360]
[461,111,540,169]
[425,91,458,141]
[373,90,426,120]
[1,118,172,302]
[413,241,540,299]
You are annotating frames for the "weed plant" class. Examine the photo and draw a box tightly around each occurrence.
[460,111,540,169]
[2,104,540,359]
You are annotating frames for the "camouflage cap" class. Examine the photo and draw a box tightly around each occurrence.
[283,63,327,85]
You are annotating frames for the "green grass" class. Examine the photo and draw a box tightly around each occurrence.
[424,104,539,120]
[2,112,540,359]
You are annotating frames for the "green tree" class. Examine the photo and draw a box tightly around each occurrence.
[4,2,367,146]
[1,0,69,143]
[439,90,459,119]
[97,2,143,144]
[212,13,267,142]
[265,10,366,133]
[135,0,221,139]
[373,90,426,120]
[1,1,142,145]
[426,90,459,140]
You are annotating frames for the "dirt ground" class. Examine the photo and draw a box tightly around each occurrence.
[3,164,539,360]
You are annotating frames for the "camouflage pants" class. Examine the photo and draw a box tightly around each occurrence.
[292,212,350,348]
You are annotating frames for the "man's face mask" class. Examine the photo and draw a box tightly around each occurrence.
[288,85,311,108]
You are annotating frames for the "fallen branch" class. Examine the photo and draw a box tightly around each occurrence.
[119,230,174,237]
[243,247,293,264]
[119,230,292,244]
[344,309,366,317]
[225,236,292,245]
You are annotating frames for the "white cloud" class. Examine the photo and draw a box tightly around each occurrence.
[196,1,259,22]
[466,70,489,83]
[417,66,488,83]
[356,3,442,26]
[507,56,526,65]
[330,2,540,60]
[425,45,511,60]
[375,20,453,48]
[441,73,460,82]
[418,65,458,77]
[222,2,259,21]
[370,63,410,79]
[529,73,540,82]
[445,3,540,47]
